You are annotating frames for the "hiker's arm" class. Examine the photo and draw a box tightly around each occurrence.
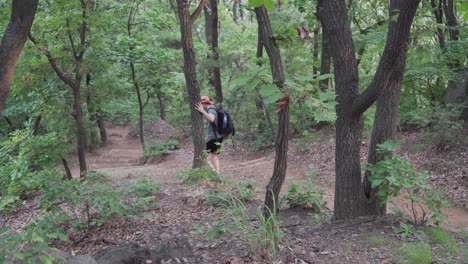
[196,103,215,123]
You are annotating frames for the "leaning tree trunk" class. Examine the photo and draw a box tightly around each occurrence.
[29,0,91,176]
[255,5,289,218]
[177,0,208,168]
[0,0,39,112]
[320,0,420,220]
[204,0,223,104]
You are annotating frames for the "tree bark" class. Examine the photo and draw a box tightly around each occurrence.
[204,0,223,104]
[255,5,289,218]
[157,91,166,121]
[320,0,420,219]
[430,0,446,50]
[128,1,146,149]
[177,0,208,168]
[0,0,39,112]
[96,110,107,145]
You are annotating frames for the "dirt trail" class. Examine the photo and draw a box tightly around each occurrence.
[87,126,467,231]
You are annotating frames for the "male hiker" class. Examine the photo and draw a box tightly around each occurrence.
[195,95,223,173]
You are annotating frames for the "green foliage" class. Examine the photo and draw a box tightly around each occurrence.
[207,192,283,261]
[127,178,160,197]
[0,129,67,213]
[395,242,432,264]
[368,141,449,225]
[425,227,458,254]
[143,140,179,158]
[37,174,156,234]
[0,225,67,264]
[395,222,416,239]
[204,180,257,207]
[281,181,325,212]
[282,164,325,211]
[421,104,465,149]
[177,166,222,185]
[368,235,385,246]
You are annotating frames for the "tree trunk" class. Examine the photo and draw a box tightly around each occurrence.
[61,156,73,180]
[130,62,145,148]
[312,26,320,78]
[177,0,208,168]
[430,0,445,50]
[316,0,331,91]
[232,0,238,24]
[320,0,420,220]
[73,85,88,174]
[97,110,107,145]
[255,5,289,218]
[0,0,39,112]
[32,114,42,136]
[157,91,166,121]
[204,0,223,104]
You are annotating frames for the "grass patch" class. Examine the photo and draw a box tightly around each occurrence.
[425,227,450,244]
[368,235,385,246]
[425,227,458,254]
[395,242,432,264]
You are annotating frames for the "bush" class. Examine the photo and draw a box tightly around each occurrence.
[37,174,156,235]
[368,141,449,225]
[0,225,67,264]
[143,140,179,158]
[207,193,283,261]
[0,129,67,213]
[396,242,432,264]
[421,104,465,149]
[177,166,221,185]
[281,164,325,212]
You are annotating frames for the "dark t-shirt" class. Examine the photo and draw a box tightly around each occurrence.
[206,106,222,142]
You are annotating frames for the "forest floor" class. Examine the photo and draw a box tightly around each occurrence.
[5,122,468,263]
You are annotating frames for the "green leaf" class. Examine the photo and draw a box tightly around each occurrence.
[263,0,276,11]
[248,0,263,8]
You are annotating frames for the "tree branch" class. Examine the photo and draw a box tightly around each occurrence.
[66,18,78,59]
[351,0,420,115]
[28,33,78,89]
[190,0,208,24]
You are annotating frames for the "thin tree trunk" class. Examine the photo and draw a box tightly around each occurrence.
[312,26,320,78]
[255,5,289,218]
[204,0,223,103]
[61,156,73,180]
[177,0,208,168]
[127,1,145,149]
[232,0,238,24]
[96,110,107,145]
[32,114,42,136]
[431,0,446,50]
[130,62,145,148]
[0,0,39,112]
[157,91,166,121]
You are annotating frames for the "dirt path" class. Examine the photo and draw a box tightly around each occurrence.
[86,126,467,231]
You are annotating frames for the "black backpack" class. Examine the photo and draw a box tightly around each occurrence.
[210,108,235,137]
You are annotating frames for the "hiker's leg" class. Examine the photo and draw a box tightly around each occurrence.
[211,153,220,173]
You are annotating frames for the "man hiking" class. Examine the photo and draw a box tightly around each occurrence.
[195,95,223,173]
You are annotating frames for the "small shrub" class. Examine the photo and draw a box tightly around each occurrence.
[368,235,385,246]
[0,129,68,213]
[425,227,450,244]
[126,179,160,197]
[395,222,416,239]
[207,192,283,261]
[38,176,156,235]
[368,140,449,225]
[0,225,67,263]
[396,242,432,264]
[421,104,465,149]
[235,180,257,201]
[143,140,179,158]
[177,166,221,185]
[282,181,325,212]
[425,227,458,254]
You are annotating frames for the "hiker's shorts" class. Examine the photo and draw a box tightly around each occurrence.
[206,138,223,154]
